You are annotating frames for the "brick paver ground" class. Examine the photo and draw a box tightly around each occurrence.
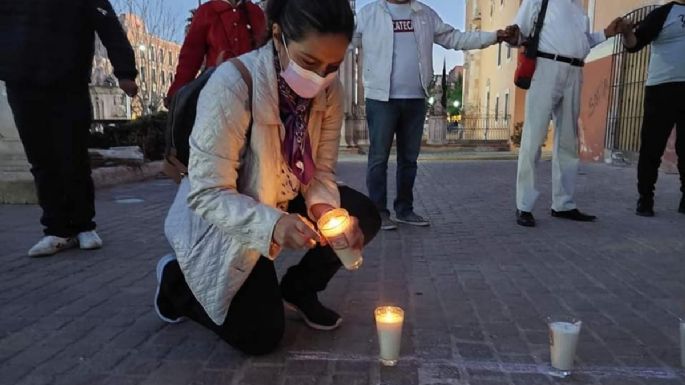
[1,160,684,385]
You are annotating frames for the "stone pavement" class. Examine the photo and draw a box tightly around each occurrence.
[1,160,684,385]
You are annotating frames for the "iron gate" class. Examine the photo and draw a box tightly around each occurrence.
[605,5,658,156]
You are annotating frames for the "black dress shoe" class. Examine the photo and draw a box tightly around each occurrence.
[550,209,597,222]
[679,195,685,214]
[283,293,342,331]
[636,197,655,217]
[516,210,536,227]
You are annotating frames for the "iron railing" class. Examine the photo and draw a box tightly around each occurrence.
[605,5,657,155]
[448,114,511,142]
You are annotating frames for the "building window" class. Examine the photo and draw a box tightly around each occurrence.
[490,0,494,18]
[140,66,146,81]
[159,49,164,63]
[507,45,512,60]
[504,92,510,120]
[168,52,173,66]
[495,96,500,120]
[152,69,156,84]
[497,44,502,66]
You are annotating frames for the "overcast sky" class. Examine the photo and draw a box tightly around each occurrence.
[140,0,465,73]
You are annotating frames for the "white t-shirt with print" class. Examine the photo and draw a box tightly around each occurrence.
[387,2,424,99]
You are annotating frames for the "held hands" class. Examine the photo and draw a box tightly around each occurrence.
[604,17,635,38]
[496,24,520,46]
[618,19,635,35]
[119,79,139,97]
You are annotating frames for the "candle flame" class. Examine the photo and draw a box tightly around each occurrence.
[375,306,404,323]
[323,215,346,230]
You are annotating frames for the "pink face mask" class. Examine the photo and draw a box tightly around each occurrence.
[280,35,337,99]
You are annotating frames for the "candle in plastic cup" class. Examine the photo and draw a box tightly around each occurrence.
[548,319,582,376]
[375,306,404,366]
[680,318,685,368]
[317,208,363,270]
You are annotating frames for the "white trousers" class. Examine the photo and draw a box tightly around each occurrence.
[516,58,582,212]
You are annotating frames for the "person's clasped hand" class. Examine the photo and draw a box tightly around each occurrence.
[496,24,520,45]
[119,78,139,97]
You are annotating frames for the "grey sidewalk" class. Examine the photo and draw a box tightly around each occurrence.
[0,160,684,385]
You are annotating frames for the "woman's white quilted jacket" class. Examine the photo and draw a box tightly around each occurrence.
[164,43,343,325]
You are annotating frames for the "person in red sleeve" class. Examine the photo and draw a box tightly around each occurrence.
[165,0,266,105]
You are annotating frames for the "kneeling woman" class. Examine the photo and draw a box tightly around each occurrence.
[157,0,380,355]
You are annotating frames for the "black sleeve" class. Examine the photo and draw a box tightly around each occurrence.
[626,3,672,53]
[92,0,138,80]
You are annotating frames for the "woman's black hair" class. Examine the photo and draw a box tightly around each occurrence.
[265,0,355,43]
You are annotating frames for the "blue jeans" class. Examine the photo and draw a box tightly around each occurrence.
[365,98,427,217]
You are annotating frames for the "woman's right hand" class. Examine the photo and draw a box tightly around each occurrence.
[273,214,321,251]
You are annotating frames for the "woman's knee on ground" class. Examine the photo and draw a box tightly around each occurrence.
[221,320,285,356]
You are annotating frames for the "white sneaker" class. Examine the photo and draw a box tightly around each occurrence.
[77,230,103,250]
[28,236,78,257]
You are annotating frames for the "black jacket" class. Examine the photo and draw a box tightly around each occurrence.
[0,0,138,87]
[627,2,681,53]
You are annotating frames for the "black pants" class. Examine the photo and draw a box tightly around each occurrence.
[160,186,381,355]
[6,83,96,237]
[637,82,685,198]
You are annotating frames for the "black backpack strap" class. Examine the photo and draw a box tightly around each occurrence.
[164,59,253,184]
[525,0,550,58]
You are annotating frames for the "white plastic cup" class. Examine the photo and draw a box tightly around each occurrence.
[547,316,582,378]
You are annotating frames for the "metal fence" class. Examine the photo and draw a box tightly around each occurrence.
[605,5,657,155]
[343,113,512,147]
[447,114,511,143]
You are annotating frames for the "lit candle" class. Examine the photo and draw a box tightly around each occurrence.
[375,306,404,366]
[547,317,582,378]
[317,208,363,270]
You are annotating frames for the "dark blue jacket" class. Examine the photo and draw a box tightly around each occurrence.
[627,2,680,53]
[0,0,138,87]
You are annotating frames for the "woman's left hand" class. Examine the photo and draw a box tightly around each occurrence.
[347,216,365,251]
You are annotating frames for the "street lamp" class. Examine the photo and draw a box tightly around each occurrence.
[428,96,435,105]
[453,100,460,108]
[138,44,146,51]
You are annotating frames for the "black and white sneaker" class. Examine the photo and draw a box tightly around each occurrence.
[154,254,186,324]
[395,212,430,227]
[284,294,342,331]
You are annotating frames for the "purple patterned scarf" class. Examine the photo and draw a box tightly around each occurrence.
[274,48,315,185]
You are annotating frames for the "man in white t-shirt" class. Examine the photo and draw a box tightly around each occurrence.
[355,0,515,230]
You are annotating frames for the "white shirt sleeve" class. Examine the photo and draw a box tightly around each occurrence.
[432,8,497,49]
[586,15,607,48]
[514,0,537,38]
